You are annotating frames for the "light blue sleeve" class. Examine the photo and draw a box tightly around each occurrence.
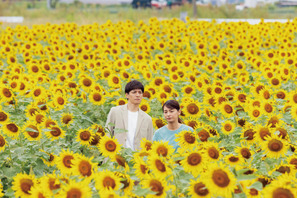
[152,131,159,142]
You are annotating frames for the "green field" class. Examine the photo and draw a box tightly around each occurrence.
[0,1,297,26]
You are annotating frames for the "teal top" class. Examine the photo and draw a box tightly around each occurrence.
[152,124,194,150]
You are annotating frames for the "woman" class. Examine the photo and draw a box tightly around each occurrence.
[153,100,194,150]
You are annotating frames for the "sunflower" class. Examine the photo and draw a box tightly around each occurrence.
[197,128,211,142]
[254,125,271,143]
[150,141,174,158]
[94,170,121,193]
[287,155,297,170]
[224,154,245,169]
[38,173,61,196]
[248,106,262,121]
[140,138,153,152]
[139,100,151,114]
[25,103,39,118]
[262,101,274,115]
[59,179,92,198]
[183,101,201,118]
[0,86,14,102]
[133,156,150,180]
[23,121,42,141]
[175,130,198,149]
[235,146,254,160]
[180,151,206,177]
[3,122,19,139]
[261,178,297,198]
[182,85,196,97]
[46,126,65,141]
[263,135,289,159]
[108,74,121,88]
[89,90,105,106]
[184,117,201,129]
[0,108,9,124]
[202,142,221,161]
[221,120,236,135]
[76,128,93,146]
[99,136,121,158]
[71,155,95,179]
[0,134,6,152]
[203,163,237,198]
[79,75,94,92]
[152,117,166,129]
[188,179,211,198]
[141,176,169,198]
[56,149,77,175]
[42,153,57,167]
[219,101,234,118]
[61,113,74,126]
[0,182,4,197]
[148,154,172,179]
[12,173,36,198]
[290,105,297,121]
[51,93,68,111]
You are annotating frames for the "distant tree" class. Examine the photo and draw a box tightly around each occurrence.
[47,0,59,9]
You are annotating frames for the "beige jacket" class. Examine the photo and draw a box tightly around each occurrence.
[105,104,153,150]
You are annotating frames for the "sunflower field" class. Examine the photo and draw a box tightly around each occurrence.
[0,17,297,198]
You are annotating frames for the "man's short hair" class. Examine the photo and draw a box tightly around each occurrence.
[125,80,144,94]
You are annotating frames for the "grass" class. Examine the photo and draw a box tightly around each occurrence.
[0,1,297,26]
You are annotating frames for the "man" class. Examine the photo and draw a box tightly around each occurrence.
[106,80,153,151]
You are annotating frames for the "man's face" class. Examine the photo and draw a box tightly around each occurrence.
[126,89,143,105]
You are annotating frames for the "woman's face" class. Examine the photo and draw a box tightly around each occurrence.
[163,105,180,124]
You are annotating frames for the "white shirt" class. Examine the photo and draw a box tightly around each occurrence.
[126,110,138,150]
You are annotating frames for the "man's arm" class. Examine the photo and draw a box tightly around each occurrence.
[147,117,154,141]
[105,107,115,137]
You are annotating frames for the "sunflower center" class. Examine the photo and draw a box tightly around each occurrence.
[289,158,297,168]
[93,93,102,102]
[224,104,233,114]
[36,114,44,124]
[79,160,92,176]
[198,130,209,142]
[224,124,232,131]
[0,112,8,122]
[276,91,285,99]
[187,103,199,114]
[3,88,12,98]
[67,188,82,198]
[259,128,271,140]
[244,129,255,140]
[240,148,251,159]
[150,180,164,196]
[57,97,64,105]
[83,78,92,87]
[145,142,152,151]
[80,131,91,141]
[187,153,201,166]
[62,115,72,124]
[208,147,219,159]
[212,169,230,188]
[90,135,100,146]
[185,87,193,94]
[103,177,116,189]
[264,103,273,113]
[115,155,126,167]
[155,159,166,172]
[268,139,283,152]
[34,89,41,97]
[20,179,34,195]
[49,178,60,191]
[194,182,209,196]
[63,155,74,168]
[141,105,148,111]
[27,125,39,138]
[7,123,18,133]
[253,110,260,117]
[249,188,258,196]
[184,132,195,144]
[105,140,116,152]
[112,76,119,84]
[50,127,62,137]
[0,135,5,147]
[273,188,294,198]
[140,164,148,174]
[229,156,239,162]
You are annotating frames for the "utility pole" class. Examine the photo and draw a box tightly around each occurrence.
[193,0,197,18]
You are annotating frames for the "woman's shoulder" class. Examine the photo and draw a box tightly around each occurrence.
[155,126,167,134]
[181,124,194,131]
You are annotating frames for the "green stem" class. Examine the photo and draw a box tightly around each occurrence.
[6,142,13,167]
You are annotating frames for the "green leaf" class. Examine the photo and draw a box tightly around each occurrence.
[237,174,257,181]
[247,181,263,191]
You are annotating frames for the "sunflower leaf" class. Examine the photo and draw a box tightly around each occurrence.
[247,181,263,191]
[237,174,257,181]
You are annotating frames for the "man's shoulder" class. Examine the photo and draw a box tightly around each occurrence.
[139,110,152,120]
[110,104,126,112]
